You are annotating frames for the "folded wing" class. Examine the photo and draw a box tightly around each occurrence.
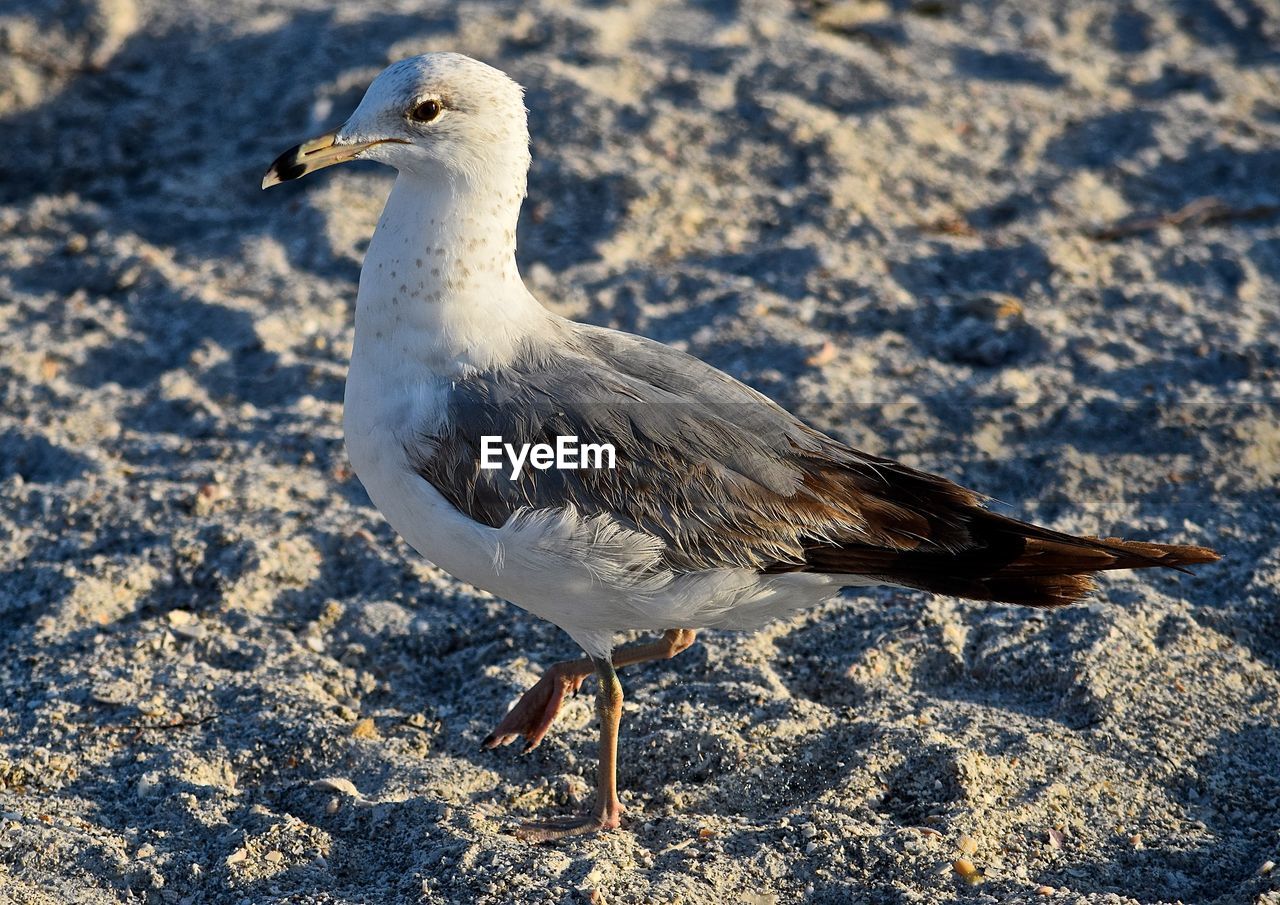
[408,321,1217,606]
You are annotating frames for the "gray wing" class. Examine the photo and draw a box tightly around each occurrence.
[409,321,985,573]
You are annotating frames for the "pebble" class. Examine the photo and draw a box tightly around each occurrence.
[136,773,162,798]
[953,858,981,883]
[963,293,1025,319]
[264,850,283,864]
[816,0,891,31]
[225,848,247,866]
[312,777,360,796]
[1035,885,1055,896]
[136,843,155,859]
[805,341,837,367]
[170,621,206,641]
[1260,860,1275,875]
[190,482,225,516]
[351,718,379,739]
[91,681,133,705]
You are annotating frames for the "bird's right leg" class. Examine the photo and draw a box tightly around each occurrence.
[482,628,696,752]
[515,655,625,842]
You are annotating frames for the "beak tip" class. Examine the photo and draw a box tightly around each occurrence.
[262,162,303,190]
[262,142,310,191]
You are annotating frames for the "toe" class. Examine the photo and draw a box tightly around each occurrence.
[481,731,517,750]
[514,802,624,842]
[515,815,609,843]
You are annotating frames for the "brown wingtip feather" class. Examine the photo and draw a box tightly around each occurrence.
[921,532,1219,608]
[1091,537,1222,572]
[980,537,1222,607]
[789,514,1221,609]
[867,540,1218,609]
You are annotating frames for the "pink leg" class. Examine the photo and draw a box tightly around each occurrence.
[482,629,696,752]
[515,656,625,842]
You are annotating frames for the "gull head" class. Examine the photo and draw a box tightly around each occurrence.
[263,53,530,190]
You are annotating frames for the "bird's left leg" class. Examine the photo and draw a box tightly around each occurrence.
[516,655,624,842]
[482,629,695,751]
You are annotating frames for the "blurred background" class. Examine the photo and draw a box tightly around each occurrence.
[0,1,1277,903]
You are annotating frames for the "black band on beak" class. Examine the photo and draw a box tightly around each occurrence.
[265,145,308,185]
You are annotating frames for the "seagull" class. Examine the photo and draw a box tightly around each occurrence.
[263,52,1219,842]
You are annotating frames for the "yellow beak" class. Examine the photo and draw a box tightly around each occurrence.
[261,130,401,189]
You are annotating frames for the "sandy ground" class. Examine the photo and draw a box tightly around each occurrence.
[1,0,1278,902]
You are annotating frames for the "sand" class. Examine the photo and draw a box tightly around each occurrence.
[1,0,1278,902]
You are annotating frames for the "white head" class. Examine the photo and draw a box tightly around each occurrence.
[263,53,531,195]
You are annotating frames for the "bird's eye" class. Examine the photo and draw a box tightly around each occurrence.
[409,99,442,123]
